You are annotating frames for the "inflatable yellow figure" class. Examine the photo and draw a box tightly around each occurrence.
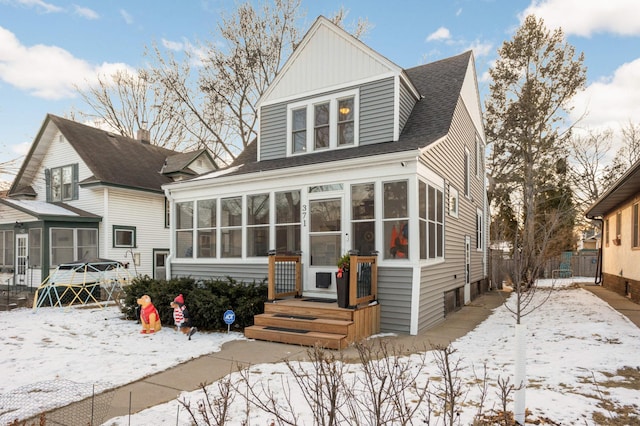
[137,294,161,334]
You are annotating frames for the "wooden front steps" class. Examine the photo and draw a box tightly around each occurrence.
[244,298,380,350]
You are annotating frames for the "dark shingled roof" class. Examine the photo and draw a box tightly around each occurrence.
[49,115,180,192]
[585,157,640,219]
[162,149,209,175]
[225,51,472,176]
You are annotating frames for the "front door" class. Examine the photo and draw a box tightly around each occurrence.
[15,234,28,286]
[306,196,343,296]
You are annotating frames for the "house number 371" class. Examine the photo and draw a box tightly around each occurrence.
[302,204,307,227]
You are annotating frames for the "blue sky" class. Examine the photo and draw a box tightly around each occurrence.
[1,0,639,182]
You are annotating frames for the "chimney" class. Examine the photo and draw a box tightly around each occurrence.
[137,128,151,144]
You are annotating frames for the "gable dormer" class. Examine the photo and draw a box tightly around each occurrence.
[258,16,420,162]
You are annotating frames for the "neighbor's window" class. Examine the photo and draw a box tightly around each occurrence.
[247,194,270,257]
[476,209,483,250]
[0,230,14,267]
[633,203,639,248]
[48,164,78,202]
[352,183,375,256]
[384,180,409,260]
[605,218,610,246]
[275,190,301,254]
[113,226,136,248]
[221,197,242,258]
[176,201,194,258]
[197,199,216,258]
[616,211,622,239]
[50,228,98,265]
[29,228,42,267]
[449,186,459,218]
[464,148,470,197]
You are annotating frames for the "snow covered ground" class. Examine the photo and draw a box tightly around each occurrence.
[1,278,639,425]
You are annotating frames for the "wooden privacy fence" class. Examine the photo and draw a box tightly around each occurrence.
[490,250,599,288]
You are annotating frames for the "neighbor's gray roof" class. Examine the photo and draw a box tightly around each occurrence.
[585,157,640,219]
[223,51,472,176]
[10,115,183,195]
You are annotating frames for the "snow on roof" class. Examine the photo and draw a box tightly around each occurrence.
[2,199,79,216]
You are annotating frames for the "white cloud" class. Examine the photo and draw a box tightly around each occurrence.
[569,58,640,146]
[14,0,62,14]
[73,5,99,20]
[120,9,133,25]
[466,39,493,58]
[522,0,640,36]
[0,26,131,100]
[161,38,184,51]
[426,27,451,42]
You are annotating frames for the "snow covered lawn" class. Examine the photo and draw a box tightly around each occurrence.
[1,279,639,425]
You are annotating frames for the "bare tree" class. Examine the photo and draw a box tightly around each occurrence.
[76,69,192,150]
[76,1,371,166]
[601,120,640,188]
[568,128,612,210]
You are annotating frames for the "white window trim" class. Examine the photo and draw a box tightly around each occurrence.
[286,89,360,156]
[464,147,471,198]
[449,186,459,218]
[476,208,484,251]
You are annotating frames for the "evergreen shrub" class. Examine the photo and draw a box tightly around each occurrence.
[122,275,267,331]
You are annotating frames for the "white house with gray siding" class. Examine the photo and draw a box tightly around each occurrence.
[164,16,488,335]
[0,114,216,288]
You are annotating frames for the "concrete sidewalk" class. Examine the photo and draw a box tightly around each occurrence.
[582,284,640,328]
[43,285,640,424]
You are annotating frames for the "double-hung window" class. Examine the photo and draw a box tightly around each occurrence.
[197,199,216,258]
[221,197,242,258]
[176,202,194,258]
[419,181,444,260]
[383,180,409,260]
[47,164,78,202]
[288,90,358,154]
[292,107,307,153]
[314,102,330,149]
[247,194,270,257]
[633,203,639,248]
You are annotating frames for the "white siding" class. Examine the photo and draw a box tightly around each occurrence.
[103,188,169,277]
[263,23,398,104]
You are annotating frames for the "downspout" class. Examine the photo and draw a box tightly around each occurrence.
[163,186,174,279]
[593,218,603,285]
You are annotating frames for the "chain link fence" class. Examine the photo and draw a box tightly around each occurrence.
[0,379,113,426]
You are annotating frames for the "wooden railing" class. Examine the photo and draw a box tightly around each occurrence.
[267,253,302,301]
[347,254,378,307]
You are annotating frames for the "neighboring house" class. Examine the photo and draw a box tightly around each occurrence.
[586,158,640,303]
[0,114,216,288]
[163,16,489,335]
